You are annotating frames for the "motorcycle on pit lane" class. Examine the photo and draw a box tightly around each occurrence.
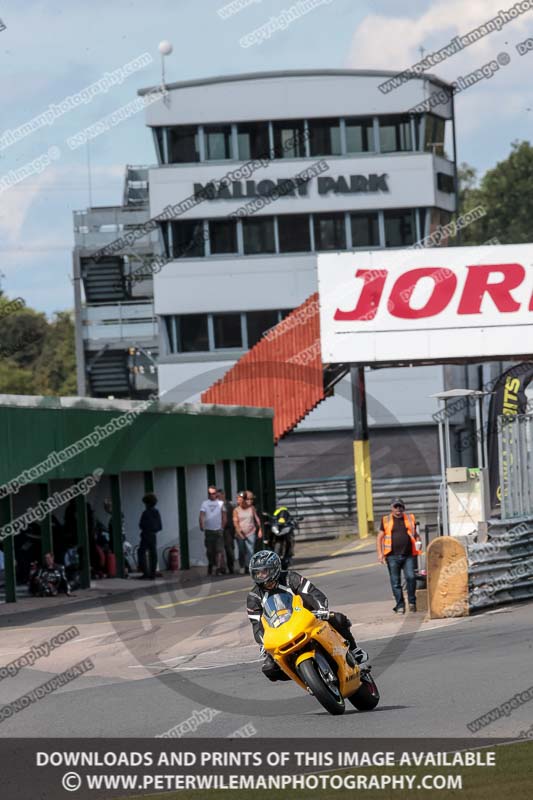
[262,507,302,570]
[261,591,380,716]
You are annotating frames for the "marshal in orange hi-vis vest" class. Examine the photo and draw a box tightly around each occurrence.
[381,513,418,557]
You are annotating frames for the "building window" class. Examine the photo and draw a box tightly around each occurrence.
[272,120,306,158]
[153,128,165,163]
[308,118,341,156]
[246,310,280,347]
[314,213,347,251]
[429,209,452,243]
[379,115,413,152]
[350,212,380,248]
[345,117,375,153]
[384,209,416,247]
[213,313,242,349]
[425,114,446,156]
[160,222,171,258]
[165,310,300,353]
[178,314,209,352]
[237,122,271,160]
[278,214,311,253]
[171,221,205,258]
[437,172,455,193]
[204,125,232,160]
[242,216,276,254]
[164,317,177,353]
[209,220,238,254]
[168,126,200,163]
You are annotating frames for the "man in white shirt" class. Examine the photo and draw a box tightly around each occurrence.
[199,485,227,576]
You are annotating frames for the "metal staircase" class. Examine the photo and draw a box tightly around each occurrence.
[87,348,130,397]
[81,257,126,303]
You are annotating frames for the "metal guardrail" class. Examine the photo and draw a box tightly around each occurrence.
[498,414,533,519]
[467,517,533,609]
[276,475,441,540]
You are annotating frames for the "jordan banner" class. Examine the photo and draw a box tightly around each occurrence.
[487,362,533,508]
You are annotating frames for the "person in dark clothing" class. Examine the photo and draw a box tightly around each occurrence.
[377,498,421,614]
[217,489,235,574]
[15,523,41,584]
[64,498,78,541]
[246,551,368,682]
[29,552,72,597]
[138,493,162,580]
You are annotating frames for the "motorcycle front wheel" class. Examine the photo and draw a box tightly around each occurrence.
[348,671,380,711]
[298,659,345,715]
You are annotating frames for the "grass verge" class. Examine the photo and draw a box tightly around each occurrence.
[122,740,533,800]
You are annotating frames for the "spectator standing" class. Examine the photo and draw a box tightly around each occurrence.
[376,498,421,613]
[234,491,247,573]
[233,490,262,572]
[138,493,162,580]
[245,491,264,554]
[217,489,236,575]
[199,485,227,576]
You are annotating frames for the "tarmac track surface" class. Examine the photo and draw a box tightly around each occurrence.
[0,539,531,739]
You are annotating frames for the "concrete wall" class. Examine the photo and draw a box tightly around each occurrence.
[153,468,180,565]
[185,464,209,566]
[159,361,445,431]
[275,425,440,481]
[120,471,145,547]
[143,71,453,125]
[155,255,316,318]
[158,361,236,404]
[149,154,454,222]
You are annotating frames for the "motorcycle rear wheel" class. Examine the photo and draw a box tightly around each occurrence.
[298,659,345,715]
[348,671,380,711]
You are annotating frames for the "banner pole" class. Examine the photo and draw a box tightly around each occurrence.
[351,366,374,539]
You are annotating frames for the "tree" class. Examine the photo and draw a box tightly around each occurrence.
[0,360,35,394]
[457,141,533,245]
[0,298,76,396]
[34,311,77,396]
[0,307,48,368]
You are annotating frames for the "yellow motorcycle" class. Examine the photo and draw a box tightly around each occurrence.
[262,592,380,715]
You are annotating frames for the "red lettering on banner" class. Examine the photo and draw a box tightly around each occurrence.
[334,270,387,321]
[388,268,457,319]
[333,262,529,322]
[457,264,524,314]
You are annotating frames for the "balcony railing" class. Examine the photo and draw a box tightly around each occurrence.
[73,207,161,251]
[82,301,158,343]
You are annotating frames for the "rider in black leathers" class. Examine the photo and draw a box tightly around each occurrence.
[246,550,368,681]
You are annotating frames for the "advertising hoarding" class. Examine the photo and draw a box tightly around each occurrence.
[318,245,533,365]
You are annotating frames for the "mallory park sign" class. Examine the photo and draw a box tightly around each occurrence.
[193,173,390,200]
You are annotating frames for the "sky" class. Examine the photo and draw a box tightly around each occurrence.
[0,0,532,315]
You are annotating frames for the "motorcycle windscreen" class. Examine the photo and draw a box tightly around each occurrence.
[262,591,294,628]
